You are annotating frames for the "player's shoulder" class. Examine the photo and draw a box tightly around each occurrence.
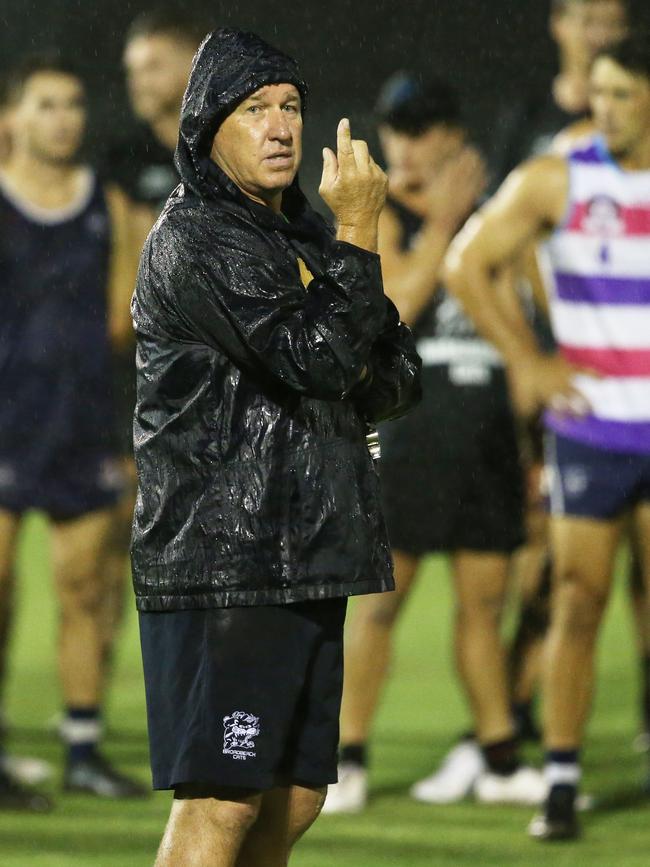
[503,152,568,203]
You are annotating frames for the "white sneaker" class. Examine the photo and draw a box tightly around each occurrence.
[410,740,485,804]
[474,766,547,806]
[1,754,54,786]
[321,763,368,814]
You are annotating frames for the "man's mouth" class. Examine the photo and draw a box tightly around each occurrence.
[265,152,293,167]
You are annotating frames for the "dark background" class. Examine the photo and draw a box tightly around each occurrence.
[1,0,649,198]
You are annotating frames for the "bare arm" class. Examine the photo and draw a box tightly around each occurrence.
[379,147,487,326]
[445,155,566,361]
[445,156,592,415]
[105,184,140,350]
[378,206,455,326]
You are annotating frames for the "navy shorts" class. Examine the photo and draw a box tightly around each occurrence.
[544,432,650,520]
[139,597,347,792]
[0,451,124,520]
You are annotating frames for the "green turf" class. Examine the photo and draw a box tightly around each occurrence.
[1,514,649,865]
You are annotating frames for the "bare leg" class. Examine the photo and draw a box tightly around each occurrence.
[51,509,115,707]
[508,480,550,708]
[451,550,513,744]
[156,785,262,867]
[543,516,621,749]
[339,550,420,745]
[631,506,650,738]
[236,784,326,867]
[99,465,137,696]
[0,512,20,717]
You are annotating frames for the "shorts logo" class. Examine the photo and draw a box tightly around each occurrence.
[223,711,260,761]
[563,465,589,497]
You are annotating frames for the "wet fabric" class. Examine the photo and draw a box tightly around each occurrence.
[139,598,347,790]
[0,171,122,517]
[130,29,422,611]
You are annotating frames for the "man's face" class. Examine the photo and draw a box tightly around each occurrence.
[378,123,464,195]
[211,84,302,205]
[590,56,650,156]
[551,1,628,68]
[124,34,196,122]
[10,72,85,164]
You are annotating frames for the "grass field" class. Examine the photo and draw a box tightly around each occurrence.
[1,514,649,866]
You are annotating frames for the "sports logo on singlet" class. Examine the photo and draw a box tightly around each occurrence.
[223,711,260,761]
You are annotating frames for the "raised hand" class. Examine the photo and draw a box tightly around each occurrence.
[319,118,388,252]
[422,145,488,231]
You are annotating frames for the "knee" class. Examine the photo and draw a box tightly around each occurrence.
[57,575,103,618]
[288,787,326,846]
[364,591,407,628]
[174,787,262,837]
[555,575,608,637]
[456,591,505,630]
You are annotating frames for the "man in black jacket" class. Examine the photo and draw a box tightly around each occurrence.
[131,29,420,866]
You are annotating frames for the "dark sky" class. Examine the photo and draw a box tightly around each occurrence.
[1,0,647,198]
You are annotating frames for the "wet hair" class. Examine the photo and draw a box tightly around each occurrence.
[125,6,207,49]
[375,72,462,136]
[5,52,83,105]
[551,0,628,14]
[596,32,650,81]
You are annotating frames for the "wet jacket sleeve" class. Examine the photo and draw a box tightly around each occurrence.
[155,217,387,401]
[350,296,422,423]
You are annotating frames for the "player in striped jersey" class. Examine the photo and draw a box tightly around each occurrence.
[446,32,650,840]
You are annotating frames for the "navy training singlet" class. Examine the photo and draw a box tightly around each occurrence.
[0,168,122,516]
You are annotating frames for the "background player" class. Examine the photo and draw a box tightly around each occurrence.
[324,75,546,814]
[0,54,144,799]
[96,10,206,700]
[446,32,650,839]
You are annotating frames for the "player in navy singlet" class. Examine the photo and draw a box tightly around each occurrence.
[0,54,145,804]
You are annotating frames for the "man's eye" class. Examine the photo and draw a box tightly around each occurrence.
[247,105,261,114]
[283,104,298,113]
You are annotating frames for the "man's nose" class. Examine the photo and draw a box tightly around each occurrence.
[267,108,292,141]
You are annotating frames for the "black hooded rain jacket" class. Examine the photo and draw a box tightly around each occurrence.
[130,29,421,611]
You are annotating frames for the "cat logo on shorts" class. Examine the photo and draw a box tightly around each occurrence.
[223,711,260,761]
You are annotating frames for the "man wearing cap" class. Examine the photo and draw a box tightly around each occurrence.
[131,29,421,866]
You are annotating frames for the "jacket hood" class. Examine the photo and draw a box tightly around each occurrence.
[175,28,309,203]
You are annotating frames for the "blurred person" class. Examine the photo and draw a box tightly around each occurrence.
[132,29,420,866]
[493,0,629,177]
[109,6,206,215]
[323,74,546,815]
[0,53,146,800]
[496,0,630,742]
[93,10,206,713]
[446,33,650,840]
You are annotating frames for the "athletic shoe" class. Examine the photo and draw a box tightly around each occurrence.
[474,766,547,805]
[1,754,53,786]
[0,770,52,813]
[528,785,579,841]
[321,763,367,814]
[64,754,148,799]
[410,740,485,804]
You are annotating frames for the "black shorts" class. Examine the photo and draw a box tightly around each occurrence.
[378,365,525,556]
[139,597,347,792]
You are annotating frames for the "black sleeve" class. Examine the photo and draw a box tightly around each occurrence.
[140,215,388,401]
[350,297,422,423]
